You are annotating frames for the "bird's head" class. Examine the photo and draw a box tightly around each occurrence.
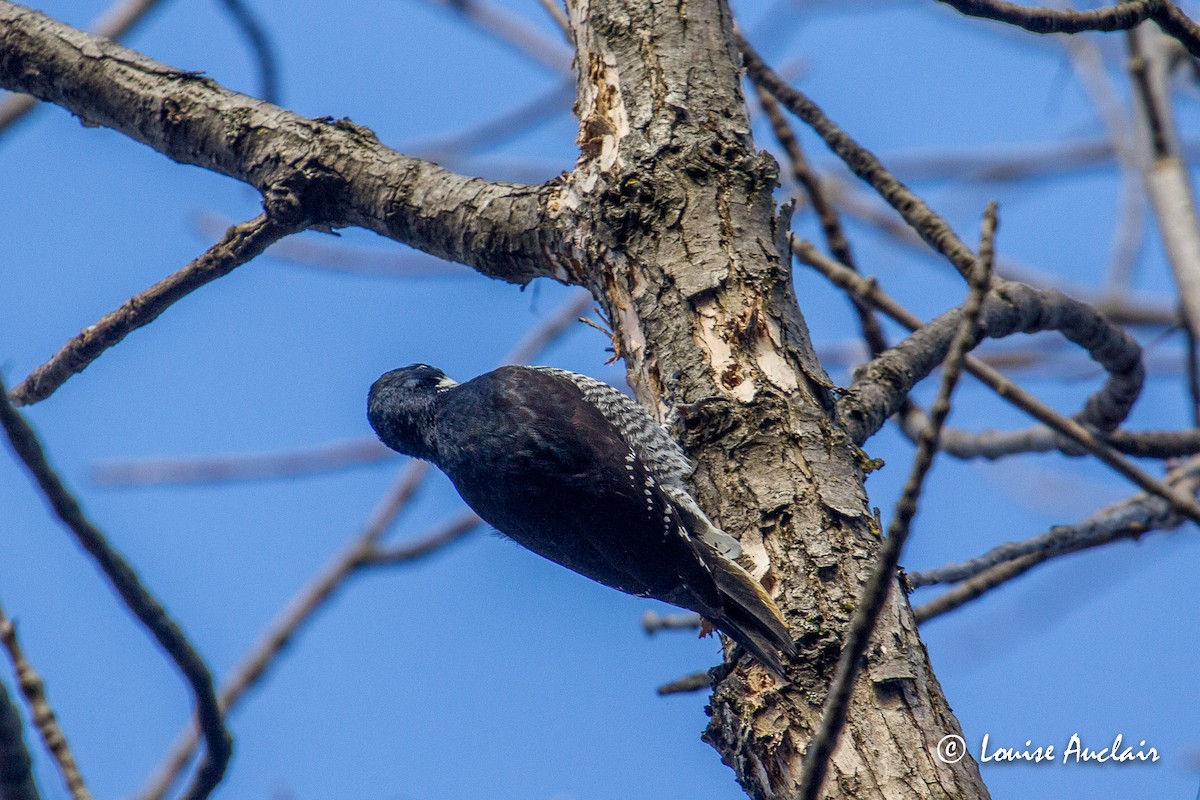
[367,364,459,461]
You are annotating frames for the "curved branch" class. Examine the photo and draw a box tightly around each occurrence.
[214,0,280,104]
[934,0,1200,59]
[0,378,230,800]
[839,279,1144,444]
[0,3,568,286]
[935,0,1159,34]
[796,238,1200,523]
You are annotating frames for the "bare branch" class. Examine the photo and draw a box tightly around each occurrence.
[840,279,1144,442]
[1128,27,1200,423]
[0,673,39,800]
[0,377,230,800]
[909,455,1200,590]
[934,0,1200,59]
[0,0,166,135]
[656,672,711,696]
[362,510,481,565]
[10,214,302,407]
[741,35,979,281]
[91,439,395,488]
[799,204,995,800]
[0,608,91,800]
[1153,2,1200,57]
[0,3,568,286]
[136,459,432,800]
[935,0,1158,35]
[420,0,572,71]
[795,239,1200,522]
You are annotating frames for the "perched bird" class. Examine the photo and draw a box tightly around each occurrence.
[367,363,796,675]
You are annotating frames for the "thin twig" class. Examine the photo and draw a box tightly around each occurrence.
[913,554,1040,623]
[214,0,280,103]
[10,213,302,406]
[1127,26,1200,426]
[0,377,231,800]
[795,239,1200,523]
[362,509,481,565]
[0,608,91,800]
[422,0,571,72]
[655,672,711,696]
[909,455,1200,591]
[0,0,166,135]
[797,204,996,800]
[92,439,394,488]
[135,460,433,800]
[0,671,40,800]
[753,83,888,357]
[641,611,702,635]
[741,35,979,281]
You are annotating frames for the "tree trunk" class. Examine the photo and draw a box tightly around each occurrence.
[555,1,990,797]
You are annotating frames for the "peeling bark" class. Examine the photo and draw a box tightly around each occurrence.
[555,1,989,797]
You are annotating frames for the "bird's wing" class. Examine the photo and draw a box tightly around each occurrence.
[529,367,741,559]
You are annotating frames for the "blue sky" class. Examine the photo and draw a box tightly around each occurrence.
[2,1,1198,798]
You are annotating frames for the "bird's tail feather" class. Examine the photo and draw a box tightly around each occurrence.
[706,554,797,678]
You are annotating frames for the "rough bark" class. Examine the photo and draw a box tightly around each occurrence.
[552,1,989,797]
